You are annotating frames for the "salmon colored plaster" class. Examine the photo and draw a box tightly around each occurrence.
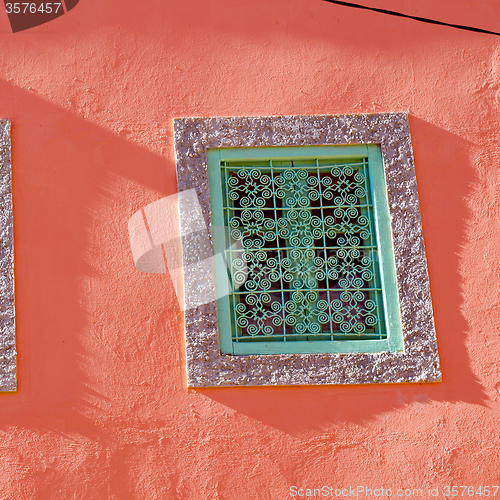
[0,0,499,497]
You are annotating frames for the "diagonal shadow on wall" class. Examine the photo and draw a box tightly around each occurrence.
[0,79,485,440]
[0,78,183,444]
[199,116,486,434]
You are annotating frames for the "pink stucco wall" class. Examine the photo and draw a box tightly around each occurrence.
[0,0,499,497]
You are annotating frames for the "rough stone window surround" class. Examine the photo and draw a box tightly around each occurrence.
[173,113,441,387]
[0,120,15,392]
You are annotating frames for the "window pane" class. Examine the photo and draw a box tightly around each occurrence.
[221,158,386,344]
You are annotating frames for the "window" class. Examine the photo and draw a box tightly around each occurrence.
[173,113,441,386]
[0,120,16,392]
[207,145,402,355]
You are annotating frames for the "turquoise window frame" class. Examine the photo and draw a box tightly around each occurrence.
[207,144,403,355]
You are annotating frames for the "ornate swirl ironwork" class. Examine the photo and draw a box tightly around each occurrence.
[223,161,383,340]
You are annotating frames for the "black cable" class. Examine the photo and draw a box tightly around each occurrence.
[322,0,500,37]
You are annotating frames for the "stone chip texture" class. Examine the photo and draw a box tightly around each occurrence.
[0,120,15,392]
[173,113,441,387]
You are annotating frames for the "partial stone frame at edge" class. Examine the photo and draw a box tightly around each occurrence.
[173,113,441,387]
[0,120,15,392]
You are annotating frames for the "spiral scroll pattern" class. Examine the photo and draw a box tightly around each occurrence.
[222,160,385,341]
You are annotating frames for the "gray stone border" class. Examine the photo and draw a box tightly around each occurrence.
[0,120,15,392]
[173,113,441,387]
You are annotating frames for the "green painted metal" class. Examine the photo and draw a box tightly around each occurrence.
[366,145,404,352]
[207,146,402,355]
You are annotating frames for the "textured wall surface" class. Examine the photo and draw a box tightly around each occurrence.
[0,120,15,391]
[174,113,441,386]
[0,0,499,497]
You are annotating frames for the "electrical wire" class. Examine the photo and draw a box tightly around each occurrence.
[322,0,500,37]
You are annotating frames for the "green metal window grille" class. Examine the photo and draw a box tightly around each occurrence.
[208,145,402,355]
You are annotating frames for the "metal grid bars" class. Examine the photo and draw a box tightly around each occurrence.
[221,157,387,343]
